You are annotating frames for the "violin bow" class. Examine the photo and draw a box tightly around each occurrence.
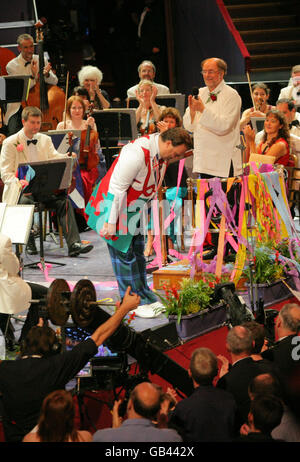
[63,71,70,129]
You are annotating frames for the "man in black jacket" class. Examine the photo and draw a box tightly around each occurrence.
[169,347,237,441]
[217,325,274,428]
[0,286,140,442]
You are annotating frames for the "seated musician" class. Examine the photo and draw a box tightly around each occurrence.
[77,65,111,110]
[4,33,58,136]
[56,95,100,225]
[243,109,291,166]
[135,80,165,136]
[240,82,275,130]
[0,106,93,257]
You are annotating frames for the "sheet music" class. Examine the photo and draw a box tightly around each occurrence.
[0,205,34,244]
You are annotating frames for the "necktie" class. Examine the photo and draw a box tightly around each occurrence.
[27,139,38,145]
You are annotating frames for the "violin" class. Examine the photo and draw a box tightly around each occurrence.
[79,104,99,171]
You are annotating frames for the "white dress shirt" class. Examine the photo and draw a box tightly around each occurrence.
[183,80,242,177]
[4,53,58,125]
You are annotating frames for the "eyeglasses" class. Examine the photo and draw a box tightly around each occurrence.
[201,70,220,75]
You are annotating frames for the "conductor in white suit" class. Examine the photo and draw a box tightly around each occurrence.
[0,106,93,257]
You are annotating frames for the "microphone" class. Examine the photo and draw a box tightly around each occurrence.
[192,87,199,100]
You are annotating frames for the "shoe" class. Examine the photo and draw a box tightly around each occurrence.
[134,301,165,318]
[26,235,38,255]
[202,248,217,260]
[68,242,94,257]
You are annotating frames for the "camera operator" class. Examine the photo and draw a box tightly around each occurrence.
[93,381,182,442]
[0,286,140,442]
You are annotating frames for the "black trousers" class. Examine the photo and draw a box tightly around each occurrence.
[19,192,80,250]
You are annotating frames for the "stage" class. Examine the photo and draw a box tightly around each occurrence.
[1,217,298,437]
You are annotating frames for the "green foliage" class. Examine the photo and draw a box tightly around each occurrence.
[155,278,215,324]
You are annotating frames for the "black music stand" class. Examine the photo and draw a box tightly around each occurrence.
[20,159,72,270]
[93,109,138,169]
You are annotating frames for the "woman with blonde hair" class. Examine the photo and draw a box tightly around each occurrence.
[135,80,165,135]
[23,390,92,442]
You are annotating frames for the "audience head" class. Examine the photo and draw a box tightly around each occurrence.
[242,321,266,354]
[263,109,290,143]
[37,390,77,442]
[127,382,162,420]
[138,60,156,81]
[158,107,182,128]
[226,326,254,357]
[248,373,283,401]
[20,325,61,358]
[201,57,227,91]
[276,303,300,337]
[248,394,283,435]
[189,347,218,386]
[276,98,297,124]
[78,65,103,87]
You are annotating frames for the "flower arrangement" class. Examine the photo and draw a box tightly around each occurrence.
[155,273,230,323]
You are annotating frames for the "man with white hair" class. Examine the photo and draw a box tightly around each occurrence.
[77,65,110,109]
[127,60,170,99]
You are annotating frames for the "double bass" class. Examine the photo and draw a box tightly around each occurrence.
[24,19,65,131]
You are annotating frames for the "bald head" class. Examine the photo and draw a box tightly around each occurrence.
[128,382,161,420]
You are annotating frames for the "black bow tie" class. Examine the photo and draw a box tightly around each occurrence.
[289,120,300,129]
[27,139,38,145]
[24,61,31,67]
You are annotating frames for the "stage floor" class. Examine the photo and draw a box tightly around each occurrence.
[11,212,300,340]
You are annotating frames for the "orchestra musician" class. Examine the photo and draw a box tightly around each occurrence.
[0,106,93,257]
[135,79,165,135]
[56,95,100,223]
[240,82,275,130]
[4,33,58,136]
[77,65,110,110]
[243,109,291,166]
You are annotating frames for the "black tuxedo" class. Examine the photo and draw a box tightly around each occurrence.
[169,384,237,442]
[217,357,275,427]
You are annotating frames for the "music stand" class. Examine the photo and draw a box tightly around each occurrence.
[93,109,138,169]
[250,116,266,134]
[127,93,186,116]
[0,75,31,104]
[19,158,73,269]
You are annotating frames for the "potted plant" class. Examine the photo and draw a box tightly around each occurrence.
[241,240,296,306]
[155,274,228,340]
